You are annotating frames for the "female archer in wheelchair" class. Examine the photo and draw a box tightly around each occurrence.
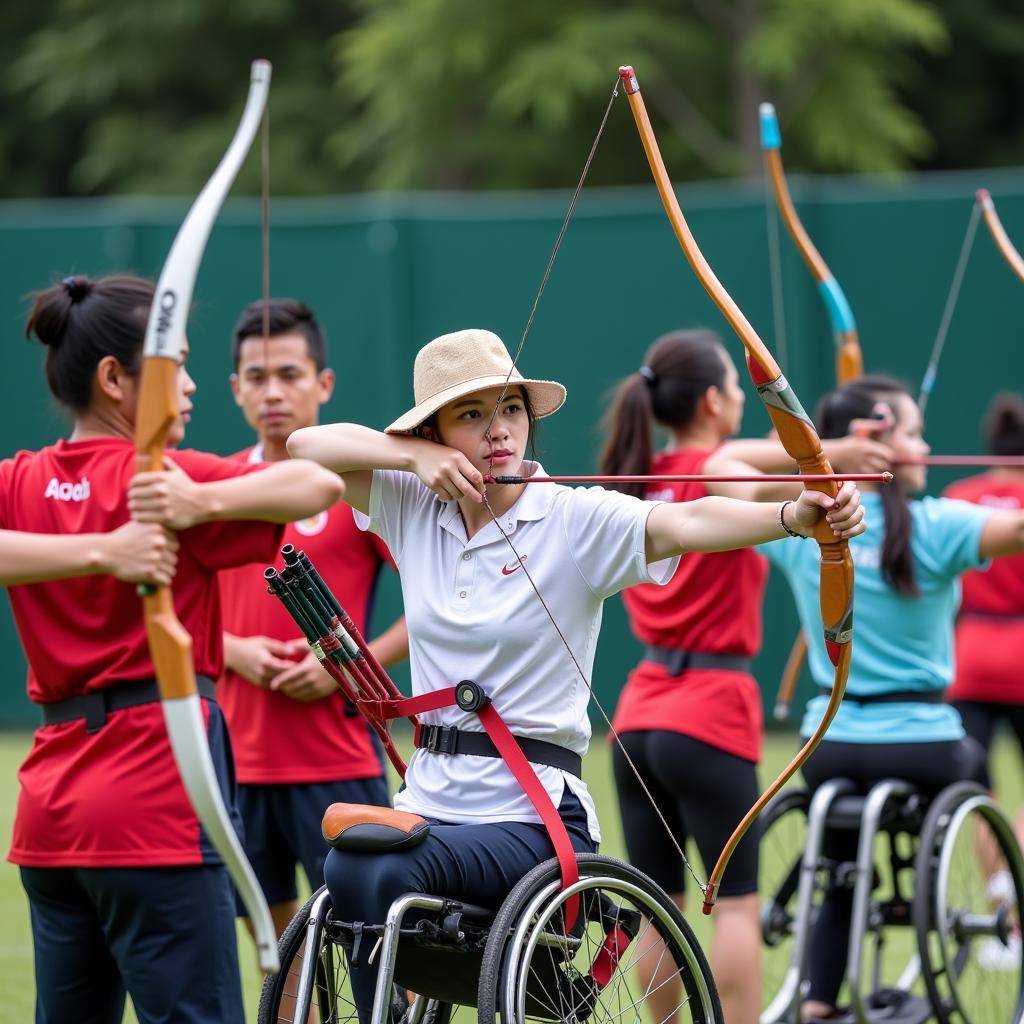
[286,326,866,1022]
[762,374,1024,1023]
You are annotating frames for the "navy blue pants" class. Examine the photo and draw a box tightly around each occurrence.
[21,864,243,1024]
[238,773,389,909]
[324,791,596,1024]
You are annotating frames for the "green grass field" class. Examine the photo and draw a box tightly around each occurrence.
[1,729,1022,1023]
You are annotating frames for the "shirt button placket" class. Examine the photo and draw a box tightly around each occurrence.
[456,549,472,601]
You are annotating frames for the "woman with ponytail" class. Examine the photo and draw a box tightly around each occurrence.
[766,376,1024,1021]
[944,393,1024,921]
[3,274,342,1023]
[601,330,885,1024]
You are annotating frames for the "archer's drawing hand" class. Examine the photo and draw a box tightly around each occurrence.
[412,445,485,504]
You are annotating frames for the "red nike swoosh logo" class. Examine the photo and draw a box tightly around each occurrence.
[501,556,527,575]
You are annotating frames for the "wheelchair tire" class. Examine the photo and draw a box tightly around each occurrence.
[476,853,721,1024]
[757,788,810,1022]
[913,781,1024,1024]
[257,886,348,1024]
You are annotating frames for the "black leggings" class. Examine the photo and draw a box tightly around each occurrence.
[800,737,987,1006]
[612,731,760,898]
[954,699,1024,760]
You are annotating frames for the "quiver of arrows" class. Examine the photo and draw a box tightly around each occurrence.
[264,544,411,775]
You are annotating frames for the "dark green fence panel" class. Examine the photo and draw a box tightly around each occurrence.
[1,168,1022,727]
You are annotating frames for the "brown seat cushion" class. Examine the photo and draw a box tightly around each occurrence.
[322,802,431,852]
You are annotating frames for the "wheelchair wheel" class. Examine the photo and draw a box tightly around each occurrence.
[257,886,357,1024]
[477,853,721,1024]
[757,789,809,1020]
[913,782,1024,1024]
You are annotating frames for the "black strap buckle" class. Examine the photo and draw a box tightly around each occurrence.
[84,691,110,734]
[663,649,691,676]
[422,724,459,755]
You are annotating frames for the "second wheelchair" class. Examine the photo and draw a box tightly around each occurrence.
[759,778,1024,1024]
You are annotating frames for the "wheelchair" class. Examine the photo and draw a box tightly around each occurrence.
[758,779,1024,1024]
[257,851,721,1024]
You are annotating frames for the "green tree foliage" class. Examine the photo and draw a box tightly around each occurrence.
[2,0,1020,197]
[4,0,359,196]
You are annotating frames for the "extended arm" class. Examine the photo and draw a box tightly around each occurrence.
[978,510,1024,559]
[644,482,864,563]
[128,457,344,528]
[0,520,177,587]
[719,436,893,476]
[287,423,485,513]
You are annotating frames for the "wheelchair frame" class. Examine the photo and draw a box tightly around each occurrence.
[760,778,1024,1024]
[258,853,722,1024]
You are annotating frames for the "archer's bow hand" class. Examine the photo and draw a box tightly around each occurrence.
[791,481,866,540]
[103,521,179,586]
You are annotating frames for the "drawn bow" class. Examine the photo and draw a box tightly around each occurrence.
[134,60,278,971]
[760,102,864,721]
[619,66,854,912]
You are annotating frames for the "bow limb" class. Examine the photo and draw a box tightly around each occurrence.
[134,60,279,972]
[977,189,1024,284]
[759,103,862,384]
[619,66,854,914]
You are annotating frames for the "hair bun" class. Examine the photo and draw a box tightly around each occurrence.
[62,275,93,303]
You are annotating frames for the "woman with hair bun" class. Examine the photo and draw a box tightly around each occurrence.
[2,273,343,1023]
[600,330,886,1024]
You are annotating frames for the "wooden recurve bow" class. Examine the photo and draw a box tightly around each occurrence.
[134,60,279,972]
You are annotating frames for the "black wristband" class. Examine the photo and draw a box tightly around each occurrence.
[779,500,807,539]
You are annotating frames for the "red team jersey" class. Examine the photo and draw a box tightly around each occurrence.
[217,448,394,784]
[944,473,1024,704]
[612,449,768,762]
[1,438,282,867]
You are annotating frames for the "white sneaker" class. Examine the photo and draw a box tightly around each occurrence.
[976,932,1022,971]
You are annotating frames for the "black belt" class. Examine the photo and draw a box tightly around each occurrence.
[818,687,944,706]
[41,677,217,733]
[415,725,582,778]
[643,645,752,676]
[961,610,1024,621]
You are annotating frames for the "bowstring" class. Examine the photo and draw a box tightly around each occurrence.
[481,78,619,443]
[480,76,706,894]
[261,103,271,373]
[918,199,981,417]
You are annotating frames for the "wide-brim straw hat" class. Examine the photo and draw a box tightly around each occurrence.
[385,328,567,434]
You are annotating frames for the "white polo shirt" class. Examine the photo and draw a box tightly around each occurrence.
[354,462,678,841]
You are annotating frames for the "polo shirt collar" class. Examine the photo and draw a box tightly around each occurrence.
[436,460,557,545]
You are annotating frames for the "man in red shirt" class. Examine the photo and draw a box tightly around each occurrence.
[218,299,407,941]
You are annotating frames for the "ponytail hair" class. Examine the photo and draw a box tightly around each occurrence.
[599,329,727,498]
[816,375,919,596]
[25,274,154,412]
[985,393,1024,457]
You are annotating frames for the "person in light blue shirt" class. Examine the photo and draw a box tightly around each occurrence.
[763,375,1024,1022]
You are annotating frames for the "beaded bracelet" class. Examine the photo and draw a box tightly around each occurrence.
[779,500,807,539]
